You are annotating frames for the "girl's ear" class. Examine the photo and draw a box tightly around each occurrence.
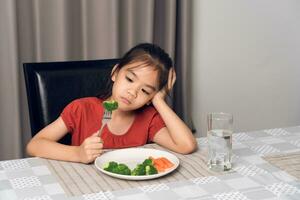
[111,64,119,82]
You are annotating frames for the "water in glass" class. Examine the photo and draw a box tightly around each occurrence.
[207,129,232,171]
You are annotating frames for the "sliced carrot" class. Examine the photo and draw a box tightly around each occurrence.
[154,165,165,172]
[155,158,170,166]
[149,156,175,172]
[160,157,174,168]
[153,159,166,168]
[152,157,174,172]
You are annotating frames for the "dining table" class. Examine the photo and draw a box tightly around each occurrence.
[1,126,300,200]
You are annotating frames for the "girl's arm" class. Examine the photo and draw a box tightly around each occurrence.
[151,69,197,154]
[152,100,197,154]
[26,117,103,163]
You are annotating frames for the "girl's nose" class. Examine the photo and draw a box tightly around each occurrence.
[127,88,137,98]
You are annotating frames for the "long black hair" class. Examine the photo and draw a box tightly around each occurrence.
[98,43,173,100]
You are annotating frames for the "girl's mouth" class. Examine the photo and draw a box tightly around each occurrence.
[120,97,131,105]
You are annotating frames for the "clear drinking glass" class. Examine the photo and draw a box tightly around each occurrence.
[207,112,233,171]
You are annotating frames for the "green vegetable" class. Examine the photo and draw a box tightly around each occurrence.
[103,157,158,176]
[131,164,146,176]
[145,165,158,175]
[103,162,131,175]
[142,158,153,166]
[131,158,158,176]
[117,164,131,175]
[103,100,118,111]
[103,161,118,171]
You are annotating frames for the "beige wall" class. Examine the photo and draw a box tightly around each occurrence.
[191,0,300,136]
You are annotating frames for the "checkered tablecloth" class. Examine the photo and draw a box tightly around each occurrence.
[0,158,66,199]
[1,126,300,200]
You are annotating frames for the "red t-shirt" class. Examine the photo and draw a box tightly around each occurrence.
[60,97,165,148]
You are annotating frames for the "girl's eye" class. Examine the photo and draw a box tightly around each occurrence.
[126,76,133,82]
[141,89,150,95]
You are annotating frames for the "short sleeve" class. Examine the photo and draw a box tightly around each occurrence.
[148,112,166,142]
[60,100,82,133]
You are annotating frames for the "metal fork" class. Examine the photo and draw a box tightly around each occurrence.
[98,110,112,139]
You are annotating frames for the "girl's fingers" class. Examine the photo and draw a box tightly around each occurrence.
[87,143,103,150]
[166,69,172,91]
[92,131,99,136]
[93,154,100,159]
[88,149,103,155]
[87,136,102,143]
[92,152,103,159]
[168,68,176,90]
[172,69,176,84]
[83,133,101,144]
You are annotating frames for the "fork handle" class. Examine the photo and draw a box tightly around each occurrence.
[98,124,105,143]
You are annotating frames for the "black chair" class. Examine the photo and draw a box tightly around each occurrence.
[23,59,120,144]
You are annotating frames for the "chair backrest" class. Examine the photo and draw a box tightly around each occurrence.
[23,59,119,144]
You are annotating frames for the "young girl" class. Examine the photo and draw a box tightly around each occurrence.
[26,43,197,164]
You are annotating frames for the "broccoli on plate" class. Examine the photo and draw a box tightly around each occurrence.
[103,162,131,175]
[103,157,159,176]
[142,158,153,166]
[131,158,158,176]
[131,164,146,176]
[145,165,158,175]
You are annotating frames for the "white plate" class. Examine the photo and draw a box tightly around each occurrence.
[95,148,180,180]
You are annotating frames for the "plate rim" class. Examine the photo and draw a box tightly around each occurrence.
[94,147,180,180]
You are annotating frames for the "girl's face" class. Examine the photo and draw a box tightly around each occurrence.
[111,62,159,111]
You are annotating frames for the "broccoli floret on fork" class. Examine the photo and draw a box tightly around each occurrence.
[103,100,118,112]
